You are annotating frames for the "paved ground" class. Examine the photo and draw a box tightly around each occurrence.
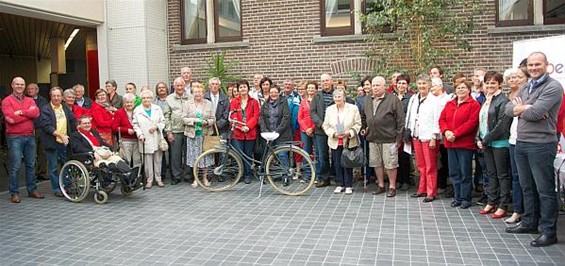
[1,177,564,266]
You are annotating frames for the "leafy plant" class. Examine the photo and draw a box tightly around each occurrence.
[361,0,480,76]
[206,50,239,94]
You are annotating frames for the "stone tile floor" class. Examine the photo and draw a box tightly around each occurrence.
[1,180,564,266]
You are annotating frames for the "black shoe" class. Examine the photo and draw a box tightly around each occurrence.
[283,177,290,187]
[315,180,331,188]
[423,197,435,203]
[54,192,64,197]
[451,201,461,208]
[411,193,426,198]
[476,195,487,206]
[171,179,180,185]
[530,234,557,247]
[37,175,49,181]
[244,178,251,184]
[505,224,538,234]
[459,202,472,209]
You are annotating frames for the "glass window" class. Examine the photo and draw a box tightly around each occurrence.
[544,0,565,24]
[496,0,532,26]
[182,0,207,44]
[215,0,242,42]
[321,0,354,36]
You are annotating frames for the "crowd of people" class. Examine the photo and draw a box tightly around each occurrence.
[1,51,562,247]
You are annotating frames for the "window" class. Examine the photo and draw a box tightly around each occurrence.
[181,0,242,44]
[496,0,565,26]
[321,0,354,36]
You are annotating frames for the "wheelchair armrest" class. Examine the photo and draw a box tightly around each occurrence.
[70,152,95,165]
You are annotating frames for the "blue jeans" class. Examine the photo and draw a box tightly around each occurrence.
[46,143,67,193]
[231,139,255,181]
[314,134,330,182]
[515,141,558,236]
[447,148,474,206]
[300,132,314,181]
[509,145,524,214]
[7,135,37,195]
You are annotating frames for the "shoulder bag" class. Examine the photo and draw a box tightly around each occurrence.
[340,129,366,168]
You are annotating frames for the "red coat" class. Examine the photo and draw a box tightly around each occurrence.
[91,102,114,134]
[69,104,89,122]
[297,98,315,132]
[229,96,260,140]
[112,108,137,140]
[439,97,480,150]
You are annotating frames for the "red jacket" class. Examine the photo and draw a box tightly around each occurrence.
[112,108,137,140]
[68,104,89,123]
[91,102,114,134]
[1,94,39,136]
[229,96,260,140]
[297,98,315,132]
[439,97,480,150]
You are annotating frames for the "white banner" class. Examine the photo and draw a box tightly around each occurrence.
[513,35,565,88]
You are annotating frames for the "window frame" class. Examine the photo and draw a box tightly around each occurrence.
[181,0,208,45]
[214,0,243,42]
[543,0,565,25]
[495,0,534,27]
[320,0,355,36]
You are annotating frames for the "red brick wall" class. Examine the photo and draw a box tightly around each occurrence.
[168,0,565,88]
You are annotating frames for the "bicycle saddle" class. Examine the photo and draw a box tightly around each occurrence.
[261,132,280,141]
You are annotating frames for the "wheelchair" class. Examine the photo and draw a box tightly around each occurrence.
[58,152,145,204]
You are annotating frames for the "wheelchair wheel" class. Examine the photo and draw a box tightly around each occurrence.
[94,190,108,204]
[121,185,133,196]
[266,145,316,196]
[58,160,90,202]
[193,148,243,192]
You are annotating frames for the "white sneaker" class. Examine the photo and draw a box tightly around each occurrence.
[345,187,353,194]
[334,186,344,193]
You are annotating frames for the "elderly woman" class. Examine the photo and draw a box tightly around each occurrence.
[133,90,166,189]
[71,116,124,168]
[298,81,318,182]
[183,83,216,188]
[439,80,480,209]
[406,74,441,202]
[395,74,413,191]
[63,89,89,120]
[91,89,115,145]
[322,89,362,194]
[505,67,529,224]
[229,79,260,184]
[476,71,512,218]
[112,93,141,168]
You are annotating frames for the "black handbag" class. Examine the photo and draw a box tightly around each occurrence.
[340,131,366,168]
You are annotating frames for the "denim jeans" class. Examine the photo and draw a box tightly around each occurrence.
[46,143,67,193]
[231,139,255,181]
[7,135,37,195]
[515,141,558,237]
[332,146,353,187]
[509,144,524,214]
[484,146,511,209]
[300,132,314,181]
[314,134,330,182]
[447,148,474,205]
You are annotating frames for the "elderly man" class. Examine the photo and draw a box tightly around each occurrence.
[282,79,301,139]
[26,82,48,181]
[39,87,78,197]
[73,84,92,109]
[2,77,44,203]
[204,77,230,138]
[164,77,191,185]
[310,73,335,187]
[505,52,563,247]
[361,76,405,197]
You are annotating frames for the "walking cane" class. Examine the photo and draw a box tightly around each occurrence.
[363,135,368,193]
[141,141,147,190]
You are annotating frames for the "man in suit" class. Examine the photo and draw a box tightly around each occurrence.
[204,77,230,139]
[39,87,78,197]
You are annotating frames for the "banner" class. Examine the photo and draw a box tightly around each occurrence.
[513,35,565,88]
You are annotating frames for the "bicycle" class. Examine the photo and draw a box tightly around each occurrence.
[192,110,316,196]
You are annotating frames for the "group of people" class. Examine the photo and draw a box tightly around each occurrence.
[2,52,562,247]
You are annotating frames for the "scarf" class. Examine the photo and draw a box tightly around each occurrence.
[78,128,100,147]
[96,99,114,113]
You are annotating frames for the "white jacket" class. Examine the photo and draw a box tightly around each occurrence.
[133,104,166,154]
[405,93,442,141]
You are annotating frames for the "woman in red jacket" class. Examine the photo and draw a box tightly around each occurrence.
[439,80,480,209]
[91,89,115,146]
[112,93,140,167]
[297,81,317,183]
[229,79,260,184]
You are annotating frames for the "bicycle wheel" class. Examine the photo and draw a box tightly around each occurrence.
[265,145,316,195]
[193,148,243,192]
[59,160,90,202]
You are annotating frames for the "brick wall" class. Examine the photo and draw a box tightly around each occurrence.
[167,0,565,89]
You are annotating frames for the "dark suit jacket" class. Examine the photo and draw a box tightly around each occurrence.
[77,96,93,109]
[70,129,111,154]
[204,91,230,135]
[39,103,78,150]
[32,95,48,128]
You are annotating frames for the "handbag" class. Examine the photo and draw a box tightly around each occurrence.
[340,130,366,168]
[203,123,221,151]
[158,131,169,151]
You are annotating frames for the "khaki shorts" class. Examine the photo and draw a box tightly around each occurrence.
[368,142,399,169]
